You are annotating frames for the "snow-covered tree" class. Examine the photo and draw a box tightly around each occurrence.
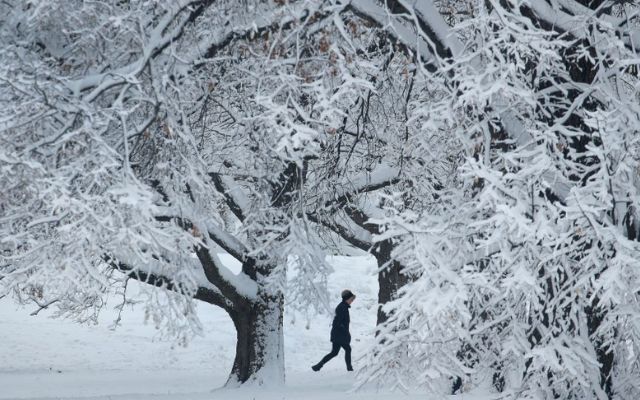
[300,14,415,328]
[7,0,640,397]
[302,0,458,333]
[0,0,360,385]
[0,0,465,387]
[357,0,640,398]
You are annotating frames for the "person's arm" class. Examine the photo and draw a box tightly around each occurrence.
[337,304,348,331]
[346,308,350,332]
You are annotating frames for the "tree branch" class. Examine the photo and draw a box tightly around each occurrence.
[349,0,575,204]
[209,172,248,222]
[30,299,59,316]
[154,213,248,263]
[104,255,233,311]
[346,0,440,71]
[194,244,257,303]
[199,3,328,60]
[67,0,215,95]
[306,212,372,251]
[204,220,249,262]
[326,164,400,210]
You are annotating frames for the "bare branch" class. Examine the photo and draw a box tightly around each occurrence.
[30,299,59,316]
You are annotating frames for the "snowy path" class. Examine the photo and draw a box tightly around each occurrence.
[0,371,421,400]
[0,256,434,399]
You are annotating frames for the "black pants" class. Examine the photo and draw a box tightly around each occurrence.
[317,342,352,368]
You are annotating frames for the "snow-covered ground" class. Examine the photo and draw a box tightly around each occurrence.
[0,255,462,400]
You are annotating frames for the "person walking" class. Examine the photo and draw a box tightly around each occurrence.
[312,289,356,372]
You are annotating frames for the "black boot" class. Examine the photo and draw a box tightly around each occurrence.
[347,365,354,371]
[312,363,322,371]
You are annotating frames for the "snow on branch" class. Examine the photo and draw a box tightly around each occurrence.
[194,245,258,302]
[525,0,640,55]
[327,163,400,210]
[193,1,327,62]
[306,212,372,251]
[349,0,575,204]
[67,0,213,97]
[152,214,255,300]
[396,0,461,57]
[209,173,250,222]
[105,255,233,310]
[154,198,249,262]
[347,0,439,70]
[203,220,249,263]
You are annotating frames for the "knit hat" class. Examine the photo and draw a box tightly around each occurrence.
[341,289,355,301]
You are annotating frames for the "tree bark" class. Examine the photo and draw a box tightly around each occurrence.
[373,239,408,327]
[226,290,285,387]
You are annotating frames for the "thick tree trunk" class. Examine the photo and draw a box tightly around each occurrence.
[374,239,408,327]
[226,290,285,387]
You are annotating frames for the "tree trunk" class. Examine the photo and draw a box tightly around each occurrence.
[226,290,285,387]
[374,239,408,327]
[586,300,614,399]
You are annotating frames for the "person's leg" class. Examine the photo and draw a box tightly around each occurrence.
[342,343,353,371]
[312,342,341,371]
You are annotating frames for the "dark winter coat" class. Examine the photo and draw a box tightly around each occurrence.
[330,301,351,344]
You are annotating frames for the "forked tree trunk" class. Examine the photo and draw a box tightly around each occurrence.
[226,290,285,387]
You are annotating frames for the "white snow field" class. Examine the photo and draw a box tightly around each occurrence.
[0,255,479,400]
